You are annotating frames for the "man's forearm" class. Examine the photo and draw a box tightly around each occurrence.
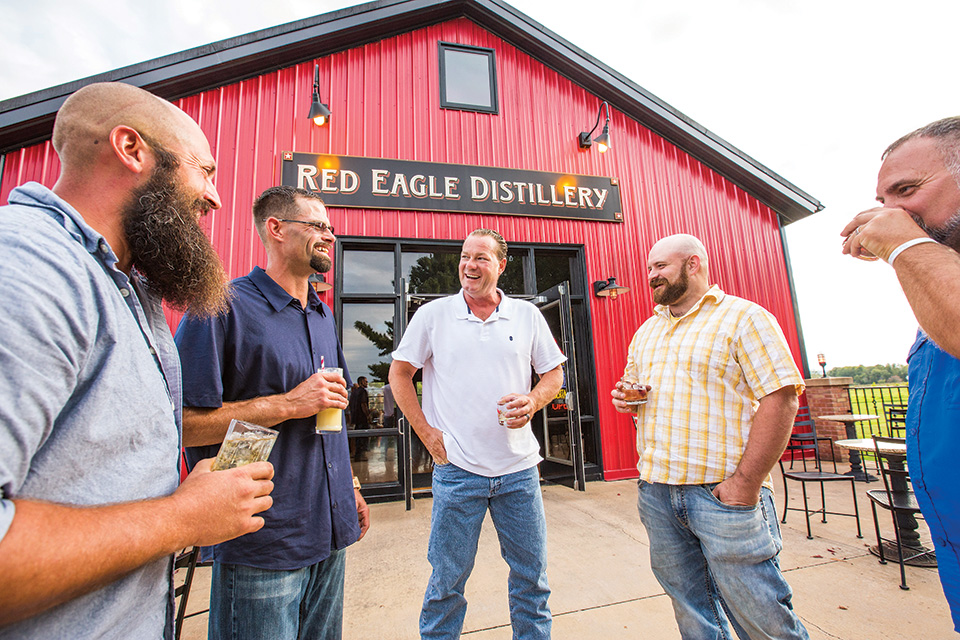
[388,364,431,436]
[0,497,187,626]
[183,397,295,447]
[526,366,564,413]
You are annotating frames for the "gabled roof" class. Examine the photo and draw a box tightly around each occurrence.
[0,0,822,223]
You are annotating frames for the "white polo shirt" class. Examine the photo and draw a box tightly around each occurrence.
[392,289,566,477]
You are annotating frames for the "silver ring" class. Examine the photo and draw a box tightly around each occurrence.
[525,414,531,421]
[854,226,862,235]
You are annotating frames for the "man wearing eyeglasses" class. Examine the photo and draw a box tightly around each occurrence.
[176,185,370,640]
[0,83,275,639]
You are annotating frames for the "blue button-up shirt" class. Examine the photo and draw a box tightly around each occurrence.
[906,330,960,627]
[0,183,181,639]
[177,267,360,569]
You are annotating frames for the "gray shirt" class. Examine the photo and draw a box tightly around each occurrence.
[0,183,182,639]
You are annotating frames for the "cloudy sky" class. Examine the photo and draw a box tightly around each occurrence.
[2,0,956,369]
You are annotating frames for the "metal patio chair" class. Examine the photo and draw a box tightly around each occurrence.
[779,440,862,540]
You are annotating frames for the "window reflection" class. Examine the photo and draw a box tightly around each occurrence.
[535,254,571,292]
[342,303,394,385]
[402,251,460,294]
[351,435,398,484]
[343,250,394,294]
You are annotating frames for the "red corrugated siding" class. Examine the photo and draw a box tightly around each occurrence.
[0,17,802,480]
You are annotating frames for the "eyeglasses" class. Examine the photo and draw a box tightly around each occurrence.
[275,218,336,235]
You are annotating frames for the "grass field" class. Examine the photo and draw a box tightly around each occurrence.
[841,385,909,467]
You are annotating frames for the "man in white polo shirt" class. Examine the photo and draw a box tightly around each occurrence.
[389,228,565,640]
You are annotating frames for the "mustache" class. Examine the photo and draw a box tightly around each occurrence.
[649,278,668,288]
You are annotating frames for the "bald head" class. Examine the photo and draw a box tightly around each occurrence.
[648,234,709,272]
[52,82,204,173]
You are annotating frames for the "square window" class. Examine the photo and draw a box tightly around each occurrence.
[439,42,498,114]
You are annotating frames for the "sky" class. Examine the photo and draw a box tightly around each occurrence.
[2,0,956,369]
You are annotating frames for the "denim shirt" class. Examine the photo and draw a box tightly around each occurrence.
[0,183,181,639]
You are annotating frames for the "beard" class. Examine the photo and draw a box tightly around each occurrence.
[311,249,332,274]
[650,260,689,306]
[913,208,960,250]
[122,159,229,317]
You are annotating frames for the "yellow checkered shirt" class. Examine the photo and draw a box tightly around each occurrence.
[625,286,804,488]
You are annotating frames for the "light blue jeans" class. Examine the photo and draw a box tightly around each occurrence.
[421,463,551,640]
[637,481,809,640]
[208,548,346,640]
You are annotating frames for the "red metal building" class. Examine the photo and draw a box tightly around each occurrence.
[0,0,821,502]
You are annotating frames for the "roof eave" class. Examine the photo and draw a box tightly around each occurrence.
[0,0,822,222]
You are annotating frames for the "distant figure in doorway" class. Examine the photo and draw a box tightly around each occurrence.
[612,234,808,640]
[390,228,565,640]
[842,116,960,632]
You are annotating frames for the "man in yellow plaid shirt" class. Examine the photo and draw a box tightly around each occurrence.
[612,234,808,640]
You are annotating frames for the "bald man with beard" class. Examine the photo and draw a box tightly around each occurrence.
[612,234,807,640]
[0,83,275,639]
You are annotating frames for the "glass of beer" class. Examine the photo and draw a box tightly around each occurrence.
[616,374,648,406]
[211,419,278,471]
[316,367,345,434]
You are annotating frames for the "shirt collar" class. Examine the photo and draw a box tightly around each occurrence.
[653,284,725,320]
[455,288,512,320]
[247,266,325,315]
[9,182,120,267]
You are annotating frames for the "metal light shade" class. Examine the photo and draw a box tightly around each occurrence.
[594,124,612,153]
[309,273,333,293]
[593,276,629,299]
[308,96,331,126]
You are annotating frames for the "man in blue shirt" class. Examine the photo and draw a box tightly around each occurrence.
[177,185,369,640]
[843,116,960,632]
[0,83,275,639]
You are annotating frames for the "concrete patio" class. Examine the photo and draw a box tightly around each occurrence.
[178,463,954,639]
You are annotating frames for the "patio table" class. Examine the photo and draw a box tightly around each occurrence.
[818,414,879,482]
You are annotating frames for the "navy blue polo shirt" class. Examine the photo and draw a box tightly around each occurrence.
[177,266,359,570]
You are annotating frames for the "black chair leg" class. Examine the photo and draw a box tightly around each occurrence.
[819,482,827,523]
[800,481,813,540]
[849,481,862,538]
[780,474,789,524]
[889,512,909,590]
[870,502,887,565]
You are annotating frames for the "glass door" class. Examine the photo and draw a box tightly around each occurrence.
[534,282,586,491]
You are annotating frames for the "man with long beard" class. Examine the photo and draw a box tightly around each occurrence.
[612,234,808,640]
[842,116,960,632]
[0,82,275,639]
[176,186,370,640]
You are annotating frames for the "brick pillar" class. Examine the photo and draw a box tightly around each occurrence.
[804,377,853,461]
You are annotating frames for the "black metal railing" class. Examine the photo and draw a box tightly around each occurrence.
[847,384,909,439]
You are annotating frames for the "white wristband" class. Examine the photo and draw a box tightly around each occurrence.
[887,237,938,266]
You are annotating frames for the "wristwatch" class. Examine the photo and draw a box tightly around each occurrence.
[353,476,361,490]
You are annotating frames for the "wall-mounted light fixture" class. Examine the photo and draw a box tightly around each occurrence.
[593,276,629,299]
[578,101,612,153]
[307,64,331,127]
[309,273,333,293]
[817,353,827,377]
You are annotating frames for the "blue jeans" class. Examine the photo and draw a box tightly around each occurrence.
[421,463,551,640]
[208,548,346,640]
[637,481,809,640]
